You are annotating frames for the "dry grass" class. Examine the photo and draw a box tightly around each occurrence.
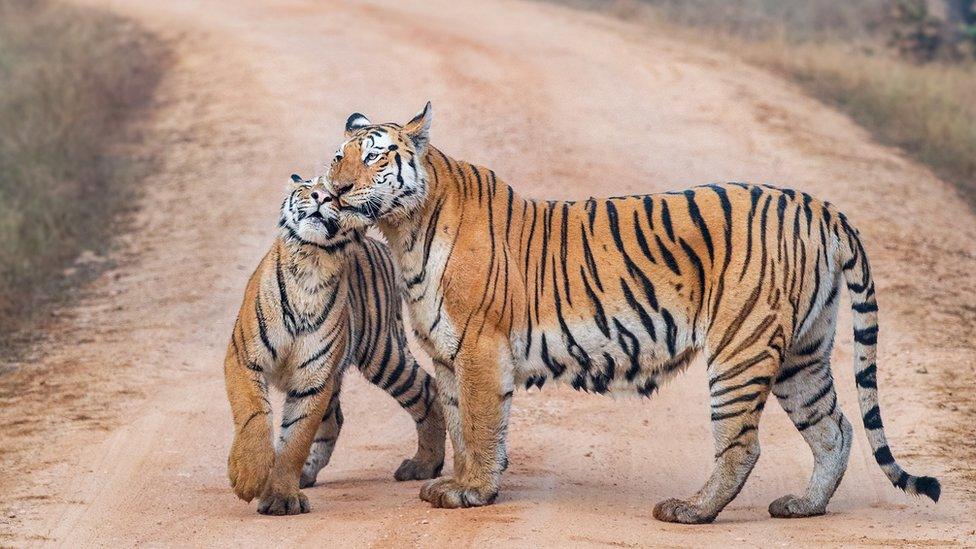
[0,0,166,344]
[746,43,976,203]
[544,0,976,207]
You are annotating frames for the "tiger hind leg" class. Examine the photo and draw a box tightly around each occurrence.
[653,350,778,524]
[299,379,345,488]
[359,345,446,481]
[769,323,852,518]
[386,356,446,481]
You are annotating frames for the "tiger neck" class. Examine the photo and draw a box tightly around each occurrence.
[376,145,526,274]
[378,146,457,254]
[276,230,357,290]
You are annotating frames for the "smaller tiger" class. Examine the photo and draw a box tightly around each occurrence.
[223,174,445,515]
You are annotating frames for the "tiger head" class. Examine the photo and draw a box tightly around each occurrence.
[327,102,433,231]
[279,173,342,245]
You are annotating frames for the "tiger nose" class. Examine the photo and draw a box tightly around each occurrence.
[310,190,330,204]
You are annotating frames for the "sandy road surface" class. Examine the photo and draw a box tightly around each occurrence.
[2,0,975,546]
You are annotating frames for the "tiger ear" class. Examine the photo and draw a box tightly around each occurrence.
[345,113,371,136]
[287,174,308,194]
[403,101,432,152]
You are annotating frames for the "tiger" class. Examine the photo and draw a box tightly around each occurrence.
[223,174,445,515]
[321,102,941,523]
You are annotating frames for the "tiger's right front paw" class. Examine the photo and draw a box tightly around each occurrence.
[257,490,310,516]
[419,476,498,508]
[228,430,274,502]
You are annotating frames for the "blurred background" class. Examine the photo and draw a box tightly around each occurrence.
[1,0,167,353]
[554,0,976,201]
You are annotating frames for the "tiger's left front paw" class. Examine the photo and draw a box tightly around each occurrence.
[419,477,497,508]
[394,458,444,481]
[652,498,716,524]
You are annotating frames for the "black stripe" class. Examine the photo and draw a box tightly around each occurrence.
[580,266,610,338]
[620,279,657,342]
[661,200,675,241]
[874,445,895,466]
[254,294,277,360]
[854,326,878,345]
[684,190,714,263]
[711,375,770,398]
[281,414,308,429]
[654,234,681,275]
[288,382,328,399]
[852,301,878,313]
[855,363,877,389]
[614,319,642,382]
[863,405,884,430]
[298,339,336,370]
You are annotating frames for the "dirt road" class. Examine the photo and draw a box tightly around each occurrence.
[2,0,975,546]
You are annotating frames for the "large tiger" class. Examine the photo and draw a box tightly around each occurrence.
[322,103,941,523]
[223,174,445,515]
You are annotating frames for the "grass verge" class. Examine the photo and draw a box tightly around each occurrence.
[0,0,167,351]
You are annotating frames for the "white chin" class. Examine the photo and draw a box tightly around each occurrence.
[339,212,372,229]
[298,224,332,243]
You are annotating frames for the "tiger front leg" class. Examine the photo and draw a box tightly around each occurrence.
[224,341,274,503]
[420,340,513,508]
[258,373,337,516]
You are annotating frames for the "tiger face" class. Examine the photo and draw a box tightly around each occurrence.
[280,174,341,244]
[327,103,432,230]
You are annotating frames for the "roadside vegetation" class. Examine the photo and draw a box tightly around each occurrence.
[551,0,976,207]
[0,0,166,349]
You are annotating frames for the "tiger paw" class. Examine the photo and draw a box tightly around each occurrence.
[228,433,274,502]
[257,490,310,516]
[652,498,715,524]
[299,467,319,489]
[419,476,497,508]
[768,494,826,518]
[394,458,444,481]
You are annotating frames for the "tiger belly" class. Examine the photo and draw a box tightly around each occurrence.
[513,312,699,397]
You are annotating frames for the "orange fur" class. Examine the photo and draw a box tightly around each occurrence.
[224,179,445,515]
[326,105,939,521]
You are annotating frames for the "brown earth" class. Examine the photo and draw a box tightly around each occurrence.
[1,0,975,546]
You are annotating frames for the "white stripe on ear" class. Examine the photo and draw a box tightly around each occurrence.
[345,113,371,134]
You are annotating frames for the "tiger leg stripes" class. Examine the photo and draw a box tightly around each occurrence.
[224,342,274,503]
[258,373,339,516]
[654,352,778,524]
[384,356,445,481]
[769,308,853,518]
[421,339,511,508]
[299,378,345,489]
